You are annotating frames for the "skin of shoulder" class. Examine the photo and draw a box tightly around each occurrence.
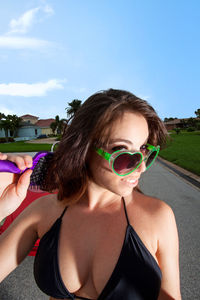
[35,193,66,238]
[130,190,181,300]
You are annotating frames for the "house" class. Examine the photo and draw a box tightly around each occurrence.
[35,119,55,136]
[16,121,41,140]
[164,119,182,131]
[164,118,200,130]
[20,114,39,124]
[17,115,55,139]
[0,127,11,138]
[0,114,55,141]
[14,114,41,140]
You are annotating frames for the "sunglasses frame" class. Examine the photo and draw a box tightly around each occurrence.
[95,143,160,176]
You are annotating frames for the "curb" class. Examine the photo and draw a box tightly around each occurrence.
[157,157,200,190]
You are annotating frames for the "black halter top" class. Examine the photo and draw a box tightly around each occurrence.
[34,197,162,299]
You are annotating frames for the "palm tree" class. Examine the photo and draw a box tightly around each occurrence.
[65,99,82,123]
[50,115,66,135]
[50,122,57,135]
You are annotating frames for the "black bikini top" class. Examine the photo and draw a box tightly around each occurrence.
[34,197,162,300]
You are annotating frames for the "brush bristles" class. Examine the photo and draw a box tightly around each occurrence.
[29,153,53,191]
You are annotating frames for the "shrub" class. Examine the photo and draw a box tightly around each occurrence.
[48,134,56,137]
[0,138,6,143]
[187,127,195,132]
[56,134,62,141]
[0,137,14,143]
[195,122,200,131]
[173,127,181,134]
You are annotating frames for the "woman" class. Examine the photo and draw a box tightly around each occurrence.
[0,89,181,300]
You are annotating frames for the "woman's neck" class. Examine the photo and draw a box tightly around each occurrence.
[79,180,121,211]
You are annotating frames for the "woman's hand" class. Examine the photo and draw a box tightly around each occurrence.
[0,153,33,221]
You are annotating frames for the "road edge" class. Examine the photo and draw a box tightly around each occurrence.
[157,157,200,190]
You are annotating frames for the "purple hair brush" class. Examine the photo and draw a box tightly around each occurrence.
[0,151,54,192]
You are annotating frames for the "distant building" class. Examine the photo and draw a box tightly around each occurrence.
[20,114,39,124]
[0,126,11,138]
[164,118,199,130]
[16,121,41,139]
[36,119,55,136]
[164,119,182,130]
[0,114,55,140]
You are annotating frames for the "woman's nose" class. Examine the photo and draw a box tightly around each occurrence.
[136,160,146,174]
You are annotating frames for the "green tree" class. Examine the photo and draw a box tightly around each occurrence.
[50,115,66,135]
[164,117,178,122]
[195,109,200,118]
[65,99,82,123]
[173,127,181,134]
[0,118,12,142]
[0,112,5,120]
[8,114,22,137]
[187,117,197,128]
[50,122,57,135]
[0,114,21,141]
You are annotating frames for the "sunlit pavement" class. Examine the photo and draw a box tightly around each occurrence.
[0,160,199,299]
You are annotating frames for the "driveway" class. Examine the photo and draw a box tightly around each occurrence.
[25,137,57,144]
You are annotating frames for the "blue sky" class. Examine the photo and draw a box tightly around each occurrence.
[0,0,199,121]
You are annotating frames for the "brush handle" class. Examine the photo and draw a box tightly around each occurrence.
[0,151,50,174]
[0,160,22,174]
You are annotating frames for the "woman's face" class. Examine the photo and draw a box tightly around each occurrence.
[89,111,149,197]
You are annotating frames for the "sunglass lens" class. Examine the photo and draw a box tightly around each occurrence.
[146,151,157,168]
[113,153,142,175]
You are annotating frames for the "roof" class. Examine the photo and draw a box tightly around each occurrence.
[36,119,55,127]
[164,117,200,125]
[164,119,181,125]
[20,114,39,119]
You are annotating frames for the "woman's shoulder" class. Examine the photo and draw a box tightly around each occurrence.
[129,190,175,226]
[28,193,63,215]
[27,193,67,238]
[128,190,177,250]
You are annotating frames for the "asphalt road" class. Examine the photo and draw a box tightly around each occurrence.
[0,162,199,300]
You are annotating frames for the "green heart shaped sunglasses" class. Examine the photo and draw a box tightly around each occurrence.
[95,144,160,176]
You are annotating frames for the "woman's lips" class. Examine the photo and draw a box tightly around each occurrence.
[121,178,139,186]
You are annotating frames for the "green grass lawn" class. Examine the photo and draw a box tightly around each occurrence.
[0,141,52,152]
[159,131,200,176]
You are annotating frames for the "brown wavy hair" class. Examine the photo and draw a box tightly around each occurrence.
[45,89,168,204]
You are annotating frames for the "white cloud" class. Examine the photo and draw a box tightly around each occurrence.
[7,5,54,35]
[0,79,65,97]
[0,3,55,50]
[0,36,51,49]
[9,7,40,35]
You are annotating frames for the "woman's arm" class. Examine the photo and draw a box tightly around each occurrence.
[0,153,38,282]
[0,200,39,282]
[157,203,182,300]
[0,152,32,221]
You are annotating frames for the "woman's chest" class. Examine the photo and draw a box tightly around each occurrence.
[57,211,158,297]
